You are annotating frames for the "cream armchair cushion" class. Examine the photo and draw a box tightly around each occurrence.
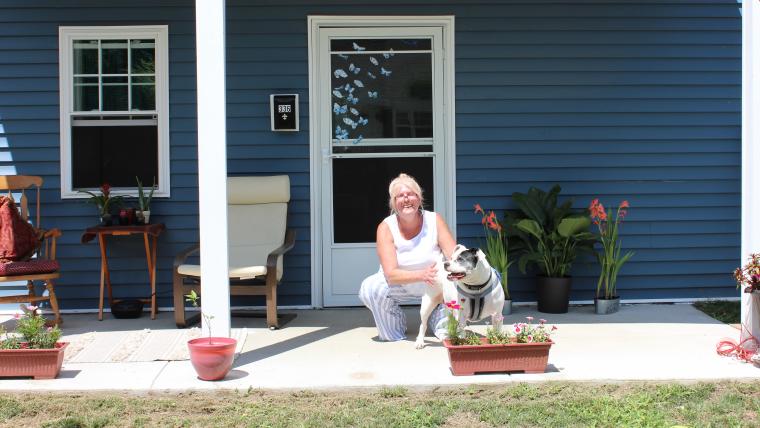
[177,175,290,280]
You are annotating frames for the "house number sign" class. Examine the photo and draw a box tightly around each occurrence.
[270,94,299,131]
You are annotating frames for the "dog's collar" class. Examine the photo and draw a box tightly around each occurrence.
[461,268,495,291]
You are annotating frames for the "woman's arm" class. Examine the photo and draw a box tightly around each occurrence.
[436,212,457,260]
[377,222,437,285]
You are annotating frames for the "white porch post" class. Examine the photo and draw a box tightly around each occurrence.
[741,0,760,344]
[195,0,231,336]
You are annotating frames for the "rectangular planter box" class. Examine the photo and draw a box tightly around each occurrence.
[0,342,68,379]
[443,338,552,376]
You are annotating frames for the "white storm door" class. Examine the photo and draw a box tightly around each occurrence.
[317,27,447,306]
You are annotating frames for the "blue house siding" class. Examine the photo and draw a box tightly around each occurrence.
[0,0,741,311]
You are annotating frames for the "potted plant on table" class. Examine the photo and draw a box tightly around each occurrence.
[442,300,556,376]
[589,199,634,314]
[505,185,594,314]
[80,183,123,226]
[474,204,514,314]
[0,304,67,379]
[184,290,237,381]
[135,176,156,224]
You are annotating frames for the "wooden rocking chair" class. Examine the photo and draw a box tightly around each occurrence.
[0,176,63,325]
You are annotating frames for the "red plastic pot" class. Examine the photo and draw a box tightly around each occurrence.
[187,337,237,381]
[0,342,68,379]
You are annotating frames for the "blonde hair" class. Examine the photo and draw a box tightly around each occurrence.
[388,173,424,214]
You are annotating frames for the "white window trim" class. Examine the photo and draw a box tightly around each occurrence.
[58,25,171,199]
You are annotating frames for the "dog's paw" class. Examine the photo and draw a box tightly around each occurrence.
[414,339,426,349]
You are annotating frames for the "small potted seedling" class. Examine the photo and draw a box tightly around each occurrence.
[184,290,237,381]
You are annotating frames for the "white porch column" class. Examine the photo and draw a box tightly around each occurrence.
[741,0,760,345]
[195,0,230,336]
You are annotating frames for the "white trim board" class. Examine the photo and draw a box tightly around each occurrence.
[307,15,456,308]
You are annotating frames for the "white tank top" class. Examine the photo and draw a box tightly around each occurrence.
[382,210,441,272]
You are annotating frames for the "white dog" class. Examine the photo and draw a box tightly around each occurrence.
[415,245,505,349]
[442,245,505,333]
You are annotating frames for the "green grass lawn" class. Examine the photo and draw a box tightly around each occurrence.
[2,382,759,427]
[694,301,741,324]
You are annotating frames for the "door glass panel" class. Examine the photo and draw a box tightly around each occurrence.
[330,39,432,143]
[330,38,432,52]
[332,157,434,243]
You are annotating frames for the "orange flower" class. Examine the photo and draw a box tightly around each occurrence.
[474,203,484,215]
[620,200,629,209]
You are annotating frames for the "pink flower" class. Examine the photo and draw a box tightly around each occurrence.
[27,305,38,312]
[514,325,521,333]
[526,316,534,322]
[13,313,20,319]
[552,326,558,331]
[474,204,484,215]
[539,318,547,324]
[527,335,533,343]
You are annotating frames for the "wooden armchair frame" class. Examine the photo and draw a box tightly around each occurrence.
[0,176,63,325]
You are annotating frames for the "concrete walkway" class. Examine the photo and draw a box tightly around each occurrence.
[0,303,758,391]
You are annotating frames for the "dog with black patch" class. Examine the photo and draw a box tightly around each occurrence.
[443,245,505,332]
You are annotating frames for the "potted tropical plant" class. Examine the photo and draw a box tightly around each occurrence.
[80,183,123,226]
[504,185,594,314]
[474,204,514,314]
[589,199,634,314]
[184,290,237,381]
[442,300,556,375]
[0,304,67,379]
[135,176,156,224]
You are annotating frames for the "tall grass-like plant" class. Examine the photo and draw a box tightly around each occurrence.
[474,204,512,299]
[589,199,634,300]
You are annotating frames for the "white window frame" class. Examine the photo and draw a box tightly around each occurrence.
[58,25,170,199]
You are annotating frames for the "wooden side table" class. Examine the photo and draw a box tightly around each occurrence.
[81,223,165,321]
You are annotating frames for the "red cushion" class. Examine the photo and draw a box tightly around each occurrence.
[0,260,59,276]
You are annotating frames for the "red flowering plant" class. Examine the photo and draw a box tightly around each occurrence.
[474,204,513,299]
[444,300,481,345]
[80,183,124,217]
[733,253,760,293]
[588,199,634,300]
[485,315,557,344]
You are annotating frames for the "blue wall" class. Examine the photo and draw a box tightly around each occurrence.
[0,0,741,311]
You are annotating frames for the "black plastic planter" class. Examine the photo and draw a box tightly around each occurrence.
[536,276,571,314]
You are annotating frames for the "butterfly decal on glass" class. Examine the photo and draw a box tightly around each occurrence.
[333,103,347,115]
[349,63,360,74]
[383,49,395,59]
[357,117,368,126]
[346,93,359,105]
[369,57,378,66]
[352,42,365,51]
[332,89,343,98]
[353,135,364,145]
[367,91,378,99]
[349,107,360,116]
[343,117,358,129]
[367,71,376,80]
[333,69,348,79]
[353,80,364,88]
[380,67,392,77]
[337,53,348,60]
[343,83,354,94]
[335,125,349,140]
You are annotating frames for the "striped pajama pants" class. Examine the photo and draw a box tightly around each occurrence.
[359,271,448,342]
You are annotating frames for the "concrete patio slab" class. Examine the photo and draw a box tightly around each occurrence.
[0,303,757,391]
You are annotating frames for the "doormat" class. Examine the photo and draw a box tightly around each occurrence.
[63,328,247,363]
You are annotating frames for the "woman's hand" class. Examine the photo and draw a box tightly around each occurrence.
[420,263,439,286]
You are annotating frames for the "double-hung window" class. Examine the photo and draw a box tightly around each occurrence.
[59,26,170,198]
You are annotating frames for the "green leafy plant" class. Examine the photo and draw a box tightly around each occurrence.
[485,315,511,344]
[474,204,514,299]
[135,176,156,213]
[589,199,634,299]
[184,290,215,344]
[504,185,594,277]
[80,183,124,216]
[0,304,61,349]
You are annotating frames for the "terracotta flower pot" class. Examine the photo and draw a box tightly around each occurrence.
[0,342,68,379]
[187,337,237,381]
[443,338,552,376]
